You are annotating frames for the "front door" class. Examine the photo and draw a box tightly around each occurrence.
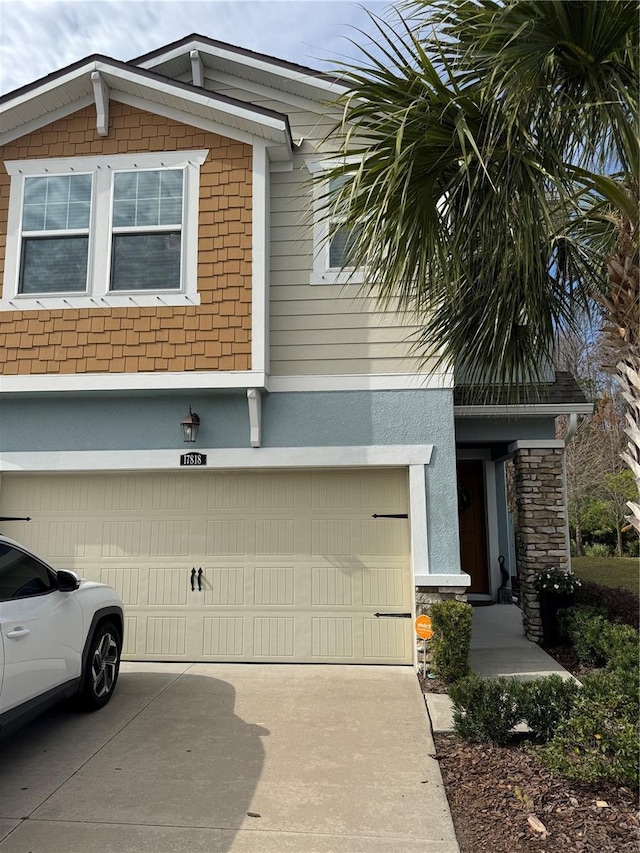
[457,460,490,594]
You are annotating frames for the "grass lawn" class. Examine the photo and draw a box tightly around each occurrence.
[572,556,639,593]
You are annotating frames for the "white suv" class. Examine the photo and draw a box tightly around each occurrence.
[0,534,124,738]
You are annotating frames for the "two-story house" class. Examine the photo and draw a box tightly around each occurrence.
[0,36,590,664]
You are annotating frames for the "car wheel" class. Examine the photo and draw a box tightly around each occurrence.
[80,623,121,711]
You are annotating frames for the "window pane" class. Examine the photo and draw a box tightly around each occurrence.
[0,544,55,601]
[160,170,183,199]
[113,169,183,228]
[23,174,91,231]
[137,170,160,199]
[113,171,137,200]
[20,236,88,293]
[159,198,182,225]
[113,200,136,228]
[111,232,181,291]
[22,204,46,231]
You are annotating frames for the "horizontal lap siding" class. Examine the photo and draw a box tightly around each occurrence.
[210,79,430,378]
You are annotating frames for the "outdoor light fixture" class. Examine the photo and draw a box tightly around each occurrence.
[181,407,200,443]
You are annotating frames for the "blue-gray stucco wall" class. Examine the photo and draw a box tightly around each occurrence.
[0,388,462,576]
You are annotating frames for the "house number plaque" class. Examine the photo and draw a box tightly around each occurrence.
[180,453,207,466]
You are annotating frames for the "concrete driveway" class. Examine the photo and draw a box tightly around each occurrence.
[0,664,458,853]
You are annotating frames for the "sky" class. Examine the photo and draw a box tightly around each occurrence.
[0,0,392,97]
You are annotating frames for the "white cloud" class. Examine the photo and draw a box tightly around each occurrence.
[0,0,391,95]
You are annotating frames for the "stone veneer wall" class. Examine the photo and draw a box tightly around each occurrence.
[513,447,568,642]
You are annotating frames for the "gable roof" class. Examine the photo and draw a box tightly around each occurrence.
[0,53,293,157]
[132,34,349,102]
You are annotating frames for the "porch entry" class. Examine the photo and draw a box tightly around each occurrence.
[457,460,490,594]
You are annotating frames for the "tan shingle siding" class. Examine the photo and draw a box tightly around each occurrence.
[0,101,252,375]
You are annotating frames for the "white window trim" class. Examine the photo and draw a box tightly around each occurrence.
[2,150,208,311]
[306,157,365,287]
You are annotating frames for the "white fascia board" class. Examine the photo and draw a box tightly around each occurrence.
[0,444,434,473]
[94,61,291,138]
[251,144,269,374]
[0,96,94,146]
[0,371,267,395]
[204,68,344,117]
[455,403,593,417]
[414,574,471,587]
[508,440,565,451]
[0,60,96,116]
[267,373,454,392]
[0,60,291,152]
[137,41,349,98]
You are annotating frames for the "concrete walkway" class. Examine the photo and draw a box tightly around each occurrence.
[426,604,575,733]
[0,664,459,853]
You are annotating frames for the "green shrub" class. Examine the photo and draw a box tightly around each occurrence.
[575,580,639,628]
[537,670,640,787]
[601,622,640,674]
[430,600,473,684]
[450,675,525,744]
[558,606,639,671]
[520,675,580,743]
[583,542,612,557]
[558,606,608,665]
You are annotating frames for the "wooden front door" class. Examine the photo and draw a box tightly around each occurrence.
[457,460,490,594]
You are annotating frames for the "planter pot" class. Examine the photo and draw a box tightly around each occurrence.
[538,592,575,646]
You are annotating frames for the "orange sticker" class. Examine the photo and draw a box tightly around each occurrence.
[415,615,433,639]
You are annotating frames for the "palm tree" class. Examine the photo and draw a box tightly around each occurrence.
[323,0,639,529]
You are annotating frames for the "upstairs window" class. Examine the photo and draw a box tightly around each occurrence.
[3,150,207,311]
[307,160,364,286]
[20,174,92,294]
[111,169,183,291]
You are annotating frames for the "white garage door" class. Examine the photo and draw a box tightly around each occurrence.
[0,469,413,664]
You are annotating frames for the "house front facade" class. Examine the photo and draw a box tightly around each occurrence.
[0,36,590,664]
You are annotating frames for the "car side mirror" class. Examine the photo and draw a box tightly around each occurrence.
[57,569,81,592]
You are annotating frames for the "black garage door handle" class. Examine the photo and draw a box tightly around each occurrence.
[374,612,411,618]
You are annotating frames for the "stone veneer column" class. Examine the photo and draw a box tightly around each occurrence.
[511,446,568,642]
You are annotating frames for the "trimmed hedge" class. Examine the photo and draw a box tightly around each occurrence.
[450,674,580,745]
[430,600,473,684]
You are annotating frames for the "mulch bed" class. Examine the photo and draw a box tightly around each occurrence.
[434,733,640,852]
[421,639,639,852]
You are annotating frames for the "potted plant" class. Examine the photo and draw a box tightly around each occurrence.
[533,567,581,646]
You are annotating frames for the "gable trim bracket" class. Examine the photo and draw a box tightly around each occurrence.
[189,50,204,88]
[247,388,262,448]
[90,71,109,136]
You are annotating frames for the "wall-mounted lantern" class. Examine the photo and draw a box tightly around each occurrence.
[181,407,200,443]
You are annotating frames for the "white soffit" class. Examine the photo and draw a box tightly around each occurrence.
[0,59,293,155]
[134,38,349,103]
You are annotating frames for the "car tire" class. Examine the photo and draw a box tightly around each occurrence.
[80,622,121,711]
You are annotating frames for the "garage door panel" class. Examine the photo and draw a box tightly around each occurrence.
[203,566,245,606]
[100,568,140,606]
[0,469,413,664]
[148,569,190,606]
[311,566,354,607]
[312,617,354,659]
[255,519,295,556]
[202,616,244,656]
[253,616,296,657]
[254,566,295,606]
[311,519,353,556]
[363,619,410,660]
[104,477,145,511]
[150,520,191,557]
[146,616,187,657]
[101,521,142,557]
